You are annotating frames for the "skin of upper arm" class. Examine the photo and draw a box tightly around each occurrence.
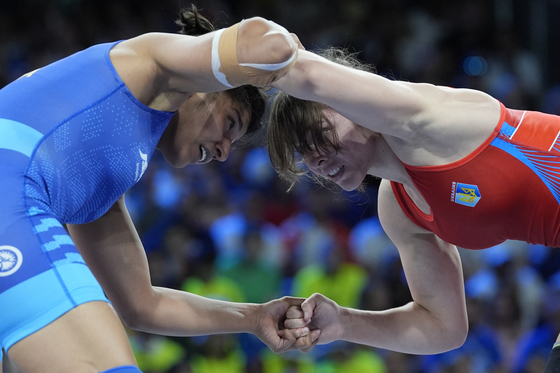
[377,180,468,337]
[67,196,156,324]
[274,50,430,138]
[110,32,218,110]
[274,50,499,145]
[111,17,297,112]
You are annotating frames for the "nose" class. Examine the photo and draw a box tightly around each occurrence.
[213,138,231,162]
[303,151,326,171]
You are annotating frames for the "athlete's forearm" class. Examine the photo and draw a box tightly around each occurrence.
[337,302,467,354]
[122,287,260,336]
[272,50,322,99]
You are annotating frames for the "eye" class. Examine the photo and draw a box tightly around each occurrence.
[228,116,235,130]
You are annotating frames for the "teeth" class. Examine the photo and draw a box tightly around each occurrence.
[200,146,207,162]
[328,166,342,177]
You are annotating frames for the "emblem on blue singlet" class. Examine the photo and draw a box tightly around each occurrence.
[134,149,149,182]
[452,182,481,207]
[0,245,23,276]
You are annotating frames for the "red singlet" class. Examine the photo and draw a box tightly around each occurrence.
[391,102,560,249]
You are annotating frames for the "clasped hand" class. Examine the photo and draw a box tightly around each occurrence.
[256,293,339,354]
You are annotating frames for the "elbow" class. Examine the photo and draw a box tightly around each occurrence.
[446,322,469,351]
[118,306,148,331]
[239,17,296,65]
[114,300,155,332]
[438,316,469,352]
[266,32,297,66]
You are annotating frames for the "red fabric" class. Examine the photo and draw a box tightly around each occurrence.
[391,103,560,250]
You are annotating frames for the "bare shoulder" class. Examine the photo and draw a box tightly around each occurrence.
[398,82,501,130]
[109,33,174,108]
[385,82,502,166]
[110,32,211,110]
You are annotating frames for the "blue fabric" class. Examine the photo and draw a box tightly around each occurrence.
[0,40,172,352]
[0,155,108,350]
[101,365,143,373]
[0,41,174,224]
[490,121,560,205]
[0,119,43,157]
[0,264,108,350]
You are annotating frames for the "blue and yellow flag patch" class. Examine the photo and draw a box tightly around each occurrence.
[452,182,481,207]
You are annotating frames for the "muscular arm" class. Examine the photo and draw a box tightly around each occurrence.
[293,180,468,354]
[273,49,500,160]
[349,179,468,353]
[66,196,311,352]
[111,17,296,111]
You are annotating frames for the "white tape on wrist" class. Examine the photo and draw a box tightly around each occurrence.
[211,29,233,88]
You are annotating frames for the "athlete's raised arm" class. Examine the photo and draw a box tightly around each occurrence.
[272,48,499,143]
[110,16,297,112]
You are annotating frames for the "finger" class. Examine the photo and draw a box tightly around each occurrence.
[274,329,295,353]
[286,305,304,319]
[276,327,310,353]
[310,329,321,343]
[290,331,318,352]
[300,297,316,322]
[284,317,308,329]
[283,326,310,339]
[299,330,321,353]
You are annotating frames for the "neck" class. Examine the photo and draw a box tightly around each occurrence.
[371,135,431,215]
[367,134,413,186]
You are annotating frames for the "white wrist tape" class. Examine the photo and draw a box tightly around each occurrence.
[211,29,231,87]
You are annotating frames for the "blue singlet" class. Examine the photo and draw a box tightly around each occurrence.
[0,41,174,353]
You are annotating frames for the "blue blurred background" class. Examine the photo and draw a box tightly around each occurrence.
[2,0,560,372]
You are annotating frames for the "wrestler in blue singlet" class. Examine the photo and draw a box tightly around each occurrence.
[0,41,174,354]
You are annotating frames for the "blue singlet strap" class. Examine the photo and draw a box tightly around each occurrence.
[0,118,43,157]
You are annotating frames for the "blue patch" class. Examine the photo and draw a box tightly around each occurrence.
[454,182,482,207]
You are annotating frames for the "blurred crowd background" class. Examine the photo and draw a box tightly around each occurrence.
[3,0,560,372]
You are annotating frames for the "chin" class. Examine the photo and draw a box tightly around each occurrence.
[159,149,189,168]
[337,174,365,192]
[337,180,361,192]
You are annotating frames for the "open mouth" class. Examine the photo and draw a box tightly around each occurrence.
[328,165,342,178]
[199,146,208,163]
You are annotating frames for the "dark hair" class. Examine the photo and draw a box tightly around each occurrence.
[176,5,266,144]
[267,48,374,188]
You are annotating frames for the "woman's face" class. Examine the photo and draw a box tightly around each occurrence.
[303,110,378,191]
[157,93,250,168]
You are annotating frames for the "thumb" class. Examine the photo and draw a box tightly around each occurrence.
[300,296,317,323]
